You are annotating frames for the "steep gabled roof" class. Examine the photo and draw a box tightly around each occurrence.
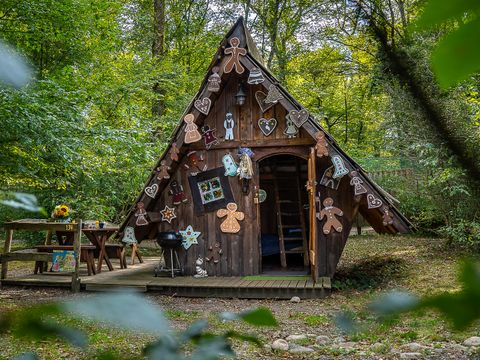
[118,17,413,236]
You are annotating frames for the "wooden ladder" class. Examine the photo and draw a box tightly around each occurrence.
[273,159,309,268]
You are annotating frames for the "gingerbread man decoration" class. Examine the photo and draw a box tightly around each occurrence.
[183,113,202,144]
[201,125,219,149]
[216,203,245,233]
[184,150,207,175]
[315,131,329,158]
[169,180,187,205]
[224,37,246,74]
[205,242,223,264]
[134,202,149,226]
[170,143,180,162]
[317,197,343,234]
[156,160,171,180]
[382,206,394,226]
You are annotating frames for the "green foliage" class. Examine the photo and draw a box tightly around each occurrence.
[0,292,277,359]
[441,220,480,251]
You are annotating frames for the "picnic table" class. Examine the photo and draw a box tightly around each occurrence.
[82,224,124,273]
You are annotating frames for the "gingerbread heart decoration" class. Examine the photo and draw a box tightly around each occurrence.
[194,97,211,115]
[258,118,277,136]
[255,91,275,113]
[145,183,159,199]
[288,109,309,127]
[367,193,383,209]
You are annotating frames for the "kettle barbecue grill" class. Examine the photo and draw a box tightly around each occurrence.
[154,231,183,277]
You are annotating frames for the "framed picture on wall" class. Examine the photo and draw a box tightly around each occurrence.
[188,167,235,215]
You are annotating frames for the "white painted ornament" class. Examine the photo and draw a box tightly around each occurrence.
[288,109,309,127]
[284,114,299,138]
[331,155,349,178]
[224,112,235,140]
[180,225,201,250]
[349,171,367,195]
[367,193,383,209]
[160,205,176,224]
[320,166,341,190]
[265,84,284,104]
[121,226,137,245]
[134,202,149,226]
[144,183,159,199]
[207,66,221,92]
[248,67,265,84]
[194,97,212,115]
[193,257,208,278]
[258,117,277,136]
[222,153,238,176]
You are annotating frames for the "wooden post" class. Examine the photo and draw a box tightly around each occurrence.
[1,229,13,280]
[71,219,82,293]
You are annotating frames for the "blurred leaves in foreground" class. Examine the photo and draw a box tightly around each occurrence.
[0,291,277,360]
[337,260,480,333]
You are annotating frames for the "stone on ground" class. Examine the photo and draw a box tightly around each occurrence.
[271,339,289,351]
[403,342,424,352]
[290,296,301,303]
[286,334,307,342]
[463,336,480,347]
[289,344,314,353]
[315,335,330,345]
[400,352,422,359]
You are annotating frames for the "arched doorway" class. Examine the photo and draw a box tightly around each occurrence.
[259,154,310,274]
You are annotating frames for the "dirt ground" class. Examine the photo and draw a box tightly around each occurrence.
[1,234,480,359]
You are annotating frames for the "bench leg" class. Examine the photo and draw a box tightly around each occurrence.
[121,247,127,269]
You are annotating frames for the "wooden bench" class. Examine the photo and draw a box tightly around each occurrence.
[35,245,97,276]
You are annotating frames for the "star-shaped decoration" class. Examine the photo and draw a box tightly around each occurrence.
[160,205,176,224]
[179,225,201,250]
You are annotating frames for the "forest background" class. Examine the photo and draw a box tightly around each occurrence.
[1,0,479,247]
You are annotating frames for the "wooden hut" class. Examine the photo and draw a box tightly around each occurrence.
[119,17,412,282]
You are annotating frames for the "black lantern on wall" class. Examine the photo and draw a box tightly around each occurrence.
[234,84,246,106]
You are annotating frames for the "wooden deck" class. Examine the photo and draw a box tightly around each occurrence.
[0,258,330,299]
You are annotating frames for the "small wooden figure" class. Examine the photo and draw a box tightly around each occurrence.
[315,131,329,157]
[382,206,394,226]
[284,114,299,138]
[184,150,207,175]
[160,205,176,224]
[134,202,149,226]
[194,97,212,115]
[224,112,235,140]
[201,125,219,149]
[265,84,283,104]
[205,242,223,264]
[224,37,246,74]
[258,117,277,136]
[317,197,343,234]
[288,109,309,127]
[144,183,159,199]
[349,171,367,195]
[222,153,238,176]
[216,202,245,233]
[180,225,200,250]
[156,160,171,180]
[367,193,383,209]
[248,67,265,84]
[207,66,221,92]
[169,180,188,205]
[170,143,180,162]
[332,155,349,178]
[183,113,202,144]
[193,257,208,278]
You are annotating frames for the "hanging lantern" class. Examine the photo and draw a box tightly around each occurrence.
[235,84,246,106]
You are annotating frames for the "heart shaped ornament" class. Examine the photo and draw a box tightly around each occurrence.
[255,91,275,113]
[367,193,383,209]
[194,97,211,115]
[288,109,309,127]
[145,183,159,199]
[258,118,277,136]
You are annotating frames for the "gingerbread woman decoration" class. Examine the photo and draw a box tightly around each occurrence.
[216,203,245,233]
[315,131,329,158]
[134,202,149,226]
[207,66,221,92]
[170,143,180,162]
[169,180,188,205]
[224,37,246,74]
[317,197,343,234]
[183,113,202,144]
[349,171,367,195]
[382,206,394,226]
[156,160,171,180]
[201,125,219,149]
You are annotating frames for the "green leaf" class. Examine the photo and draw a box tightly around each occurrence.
[180,319,209,342]
[368,291,420,316]
[413,0,480,30]
[0,192,47,216]
[61,292,170,335]
[224,330,262,346]
[189,337,235,360]
[238,307,278,327]
[12,353,38,360]
[431,17,480,87]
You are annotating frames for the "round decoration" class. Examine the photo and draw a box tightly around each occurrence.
[258,118,277,136]
[258,189,267,203]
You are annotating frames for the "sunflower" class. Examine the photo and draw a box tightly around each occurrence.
[52,204,70,219]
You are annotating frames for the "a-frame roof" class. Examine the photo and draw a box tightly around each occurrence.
[118,17,413,237]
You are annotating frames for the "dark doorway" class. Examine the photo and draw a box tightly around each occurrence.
[259,154,309,274]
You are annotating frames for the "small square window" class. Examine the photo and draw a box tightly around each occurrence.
[198,177,225,204]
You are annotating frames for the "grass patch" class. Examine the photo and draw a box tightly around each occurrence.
[289,312,330,326]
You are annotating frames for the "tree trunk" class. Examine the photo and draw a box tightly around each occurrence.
[152,0,166,119]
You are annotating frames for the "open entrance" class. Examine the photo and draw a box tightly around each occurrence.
[259,154,310,274]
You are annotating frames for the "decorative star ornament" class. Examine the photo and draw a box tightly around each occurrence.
[180,225,201,250]
[160,205,176,224]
